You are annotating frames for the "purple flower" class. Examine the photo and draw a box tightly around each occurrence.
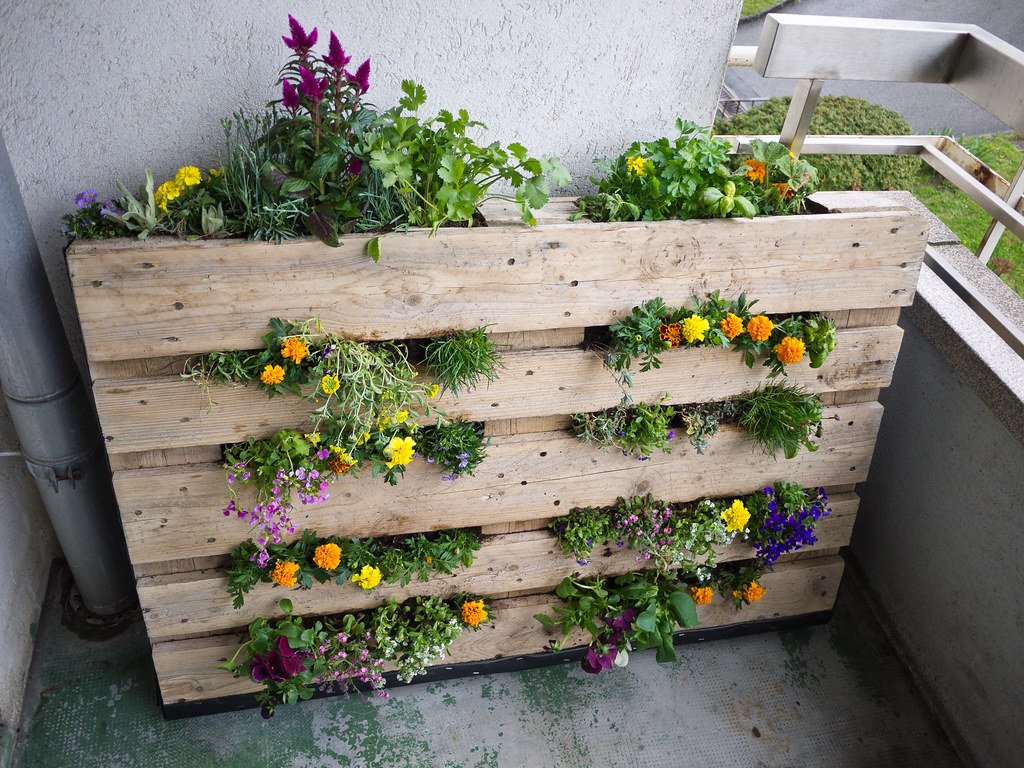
[608,608,638,632]
[581,643,617,674]
[297,65,328,104]
[282,79,300,112]
[348,158,363,176]
[250,637,305,683]
[323,31,351,71]
[456,452,470,469]
[282,15,318,56]
[346,58,371,93]
[74,189,98,209]
[316,448,330,460]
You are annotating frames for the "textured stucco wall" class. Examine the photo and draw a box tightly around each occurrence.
[853,282,1024,768]
[0,0,741,737]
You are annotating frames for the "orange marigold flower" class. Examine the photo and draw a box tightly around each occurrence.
[733,581,766,603]
[271,561,300,588]
[745,159,767,184]
[260,364,285,385]
[746,314,774,342]
[658,322,682,348]
[774,336,806,365]
[460,599,488,628]
[720,313,744,341]
[328,455,356,475]
[772,181,794,199]
[280,337,309,364]
[312,542,342,571]
[689,586,714,606]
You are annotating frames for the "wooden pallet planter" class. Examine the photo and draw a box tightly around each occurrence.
[66,191,925,712]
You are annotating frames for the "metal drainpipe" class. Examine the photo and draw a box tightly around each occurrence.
[0,130,135,615]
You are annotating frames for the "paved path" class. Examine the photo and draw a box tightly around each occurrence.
[728,0,1024,135]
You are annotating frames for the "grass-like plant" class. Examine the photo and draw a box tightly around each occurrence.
[737,383,824,459]
[416,419,488,479]
[423,327,504,397]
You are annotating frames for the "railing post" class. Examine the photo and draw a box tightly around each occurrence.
[976,158,1024,264]
[779,79,823,155]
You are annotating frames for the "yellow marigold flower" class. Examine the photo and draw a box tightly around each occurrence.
[682,315,711,344]
[154,180,181,213]
[174,166,202,188]
[721,499,751,533]
[460,599,488,627]
[625,155,649,176]
[720,313,744,341]
[320,374,340,395]
[745,159,767,184]
[394,410,410,425]
[425,555,433,565]
[305,431,321,444]
[658,322,682,349]
[689,586,714,606]
[746,314,774,342]
[271,561,299,588]
[385,436,416,469]
[260,364,285,386]
[734,581,766,603]
[426,383,440,398]
[774,336,806,365]
[312,542,342,571]
[351,564,382,590]
[357,431,371,446]
[280,337,308,364]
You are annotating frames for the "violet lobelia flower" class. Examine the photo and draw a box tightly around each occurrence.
[281,79,300,112]
[323,31,351,72]
[74,189,98,209]
[346,58,371,94]
[282,14,318,57]
[297,65,328,104]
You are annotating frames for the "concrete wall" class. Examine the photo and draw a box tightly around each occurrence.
[0,0,741,740]
[853,266,1024,768]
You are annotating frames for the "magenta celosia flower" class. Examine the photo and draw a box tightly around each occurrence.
[297,65,328,104]
[281,79,300,112]
[282,14,318,56]
[346,58,371,93]
[348,158,363,176]
[323,31,351,71]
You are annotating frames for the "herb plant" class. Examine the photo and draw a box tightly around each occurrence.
[367,80,570,232]
[737,139,818,216]
[570,399,676,458]
[737,384,824,459]
[679,401,740,454]
[423,327,504,397]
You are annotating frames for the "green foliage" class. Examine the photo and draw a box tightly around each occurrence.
[737,383,824,460]
[740,139,818,216]
[368,80,570,232]
[714,563,767,609]
[217,110,308,242]
[535,570,699,664]
[106,170,165,239]
[416,419,488,479]
[226,528,480,608]
[679,401,740,454]
[423,327,504,397]
[573,120,755,222]
[60,193,127,240]
[715,96,921,191]
[570,398,676,458]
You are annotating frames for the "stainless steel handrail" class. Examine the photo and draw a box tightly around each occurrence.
[725,14,1024,359]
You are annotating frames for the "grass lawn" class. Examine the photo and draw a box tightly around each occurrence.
[907,132,1024,297]
[741,0,780,17]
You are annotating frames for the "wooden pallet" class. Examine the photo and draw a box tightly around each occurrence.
[64,191,926,710]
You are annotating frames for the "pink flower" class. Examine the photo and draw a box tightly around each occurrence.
[282,79,300,112]
[323,32,351,71]
[346,58,371,93]
[282,15,318,57]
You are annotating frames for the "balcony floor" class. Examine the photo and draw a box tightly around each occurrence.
[13,564,965,768]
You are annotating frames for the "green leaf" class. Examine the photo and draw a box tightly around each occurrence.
[278,598,293,614]
[399,80,428,111]
[533,613,556,628]
[668,590,699,628]
[507,142,528,160]
[308,207,339,248]
[635,603,658,633]
[554,578,575,599]
[367,236,381,263]
[279,176,311,197]
[655,635,677,663]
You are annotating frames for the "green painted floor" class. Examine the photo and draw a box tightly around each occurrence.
[14,568,965,768]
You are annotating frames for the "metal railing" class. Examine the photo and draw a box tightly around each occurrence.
[724,15,1024,358]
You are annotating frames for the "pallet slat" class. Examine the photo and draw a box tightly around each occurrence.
[67,210,925,362]
[94,325,901,454]
[150,556,845,705]
[114,402,881,566]
[137,494,857,640]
